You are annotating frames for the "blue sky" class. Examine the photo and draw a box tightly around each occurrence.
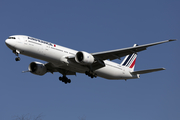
[0,0,179,120]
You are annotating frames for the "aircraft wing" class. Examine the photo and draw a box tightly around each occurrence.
[92,39,176,61]
[45,62,76,75]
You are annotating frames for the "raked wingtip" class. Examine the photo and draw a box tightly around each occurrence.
[168,39,177,42]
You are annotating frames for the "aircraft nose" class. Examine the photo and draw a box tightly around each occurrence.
[5,39,15,50]
[5,39,10,45]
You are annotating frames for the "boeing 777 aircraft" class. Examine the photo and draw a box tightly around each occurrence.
[5,35,175,84]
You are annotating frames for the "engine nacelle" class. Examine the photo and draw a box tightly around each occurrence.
[75,51,95,65]
[28,62,47,75]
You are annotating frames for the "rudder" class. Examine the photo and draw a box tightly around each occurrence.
[120,44,138,71]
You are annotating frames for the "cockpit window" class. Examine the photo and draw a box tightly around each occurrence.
[8,37,16,39]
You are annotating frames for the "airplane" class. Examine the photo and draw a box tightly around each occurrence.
[5,35,176,84]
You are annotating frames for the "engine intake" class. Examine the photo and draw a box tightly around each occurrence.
[75,51,95,65]
[28,62,47,75]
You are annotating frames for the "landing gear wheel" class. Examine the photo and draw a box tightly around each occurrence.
[15,57,20,61]
[85,71,97,78]
[59,76,71,84]
[67,79,71,83]
[13,50,21,61]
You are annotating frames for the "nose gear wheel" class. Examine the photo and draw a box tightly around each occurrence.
[13,50,21,61]
[15,57,20,61]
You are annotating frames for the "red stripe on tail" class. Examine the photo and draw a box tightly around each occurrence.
[130,58,136,68]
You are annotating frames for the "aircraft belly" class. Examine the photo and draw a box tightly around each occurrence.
[95,65,136,80]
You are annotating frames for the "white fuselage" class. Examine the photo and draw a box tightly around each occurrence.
[5,35,139,80]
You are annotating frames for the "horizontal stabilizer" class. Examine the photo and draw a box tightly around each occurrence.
[131,68,165,74]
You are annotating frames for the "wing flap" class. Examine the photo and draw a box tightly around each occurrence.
[67,56,106,71]
[131,68,165,74]
[91,59,105,71]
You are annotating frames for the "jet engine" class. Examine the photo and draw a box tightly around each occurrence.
[75,51,95,65]
[28,62,47,75]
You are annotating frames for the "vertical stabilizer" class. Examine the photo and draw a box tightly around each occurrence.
[120,44,138,72]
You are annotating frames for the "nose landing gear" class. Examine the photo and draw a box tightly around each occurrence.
[15,57,20,61]
[13,50,20,61]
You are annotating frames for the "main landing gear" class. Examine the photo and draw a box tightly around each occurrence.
[13,50,20,61]
[59,76,71,84]
[85,71,97,78]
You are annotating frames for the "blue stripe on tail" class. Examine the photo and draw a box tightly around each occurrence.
[122,54,133,66]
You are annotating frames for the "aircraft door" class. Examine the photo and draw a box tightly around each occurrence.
[39,44,47,56]
[24,37,28,46]
[18,36,25,44]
